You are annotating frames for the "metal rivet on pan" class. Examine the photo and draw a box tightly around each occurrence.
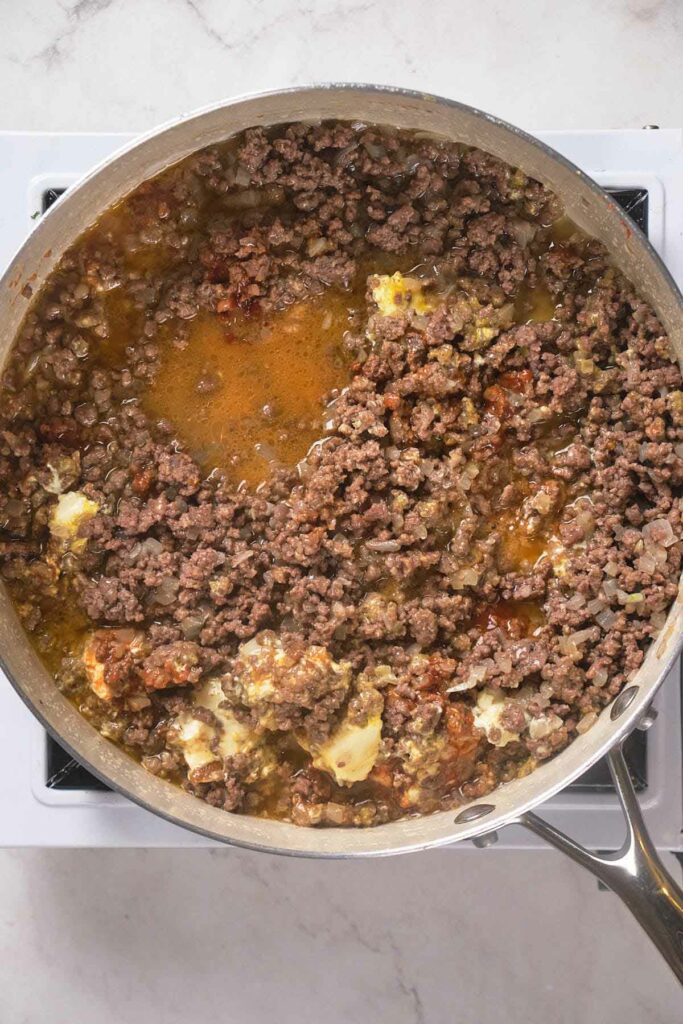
[636,705,658,731]
[454,803,495,824]
[610,685,639,721]
[473,831,499,849]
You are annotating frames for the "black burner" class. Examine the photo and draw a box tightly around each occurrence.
[607,187,648,233]
[42,187,65,212]
[46,738,109,791]
[43,185,651,794]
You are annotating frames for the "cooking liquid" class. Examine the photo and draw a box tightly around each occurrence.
[139,250,413,487]
[143,293,357,487]
[513,214,584,324]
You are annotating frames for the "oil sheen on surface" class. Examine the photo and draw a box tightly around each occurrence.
[512,215,580,324]
[144,294,357,486]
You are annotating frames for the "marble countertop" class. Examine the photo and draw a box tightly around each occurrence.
[1,2,683,1022]
[0,846,680,1024]
[3,0,682,134]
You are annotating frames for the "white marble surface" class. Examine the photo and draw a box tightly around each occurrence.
[2,2,683,1021]
[1,0,682,133]
[0,848,681,1023]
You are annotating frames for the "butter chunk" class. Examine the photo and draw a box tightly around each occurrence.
[49,491,99,551]
[173,678,258,775]
[371,272,435,317]
[472,688,523,748]
[82,629,145,702]
[311,711,383,785]
[229,631,351,732]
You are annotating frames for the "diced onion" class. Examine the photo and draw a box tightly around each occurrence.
[596,608,617,630]
[568,628,594,645]
[141,537,163,555]
[558,637,580,659]
[446,662,491,693]
[363,141,386,159]
[460,462,480,492]
[365,539,401,553]
[650,544,668,567]
[528,713,562,740]
[528,406,551,423]
[636,553,657,574]
[451,567,480,589]
[307,237,329,257]
[643,518,676,549]
[508,218,537,248]
[650,610,667,630]
[234,164,251,187]
[179,614,206,640]
[577,711,598,735]
[324,802,349,825]
[240,636,264,657]
[152,577,179,606]
[591,668,608,688]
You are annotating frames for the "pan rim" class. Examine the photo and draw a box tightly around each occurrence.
[2,82,683,856]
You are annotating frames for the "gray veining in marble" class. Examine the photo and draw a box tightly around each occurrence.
[1,848,682,1023]
[2,0,683,133]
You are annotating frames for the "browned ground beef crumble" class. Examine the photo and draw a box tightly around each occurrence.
[1,121,682,827]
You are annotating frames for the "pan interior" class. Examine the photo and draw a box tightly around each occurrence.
[1,85,682,856]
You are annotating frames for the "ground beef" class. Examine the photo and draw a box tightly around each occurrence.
[1,120,681,828]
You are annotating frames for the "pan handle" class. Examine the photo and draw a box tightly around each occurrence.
[518,740,683,984]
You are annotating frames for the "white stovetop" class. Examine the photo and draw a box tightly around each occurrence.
[0,123,680,852]
[1,124,682,856]
[1,2,683,1022]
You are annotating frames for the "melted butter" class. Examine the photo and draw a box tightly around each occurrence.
[513,280,557,323]
[123,246,172,276]
[378,578,405,603]
[143,290,359,486]
[513,214,583,324]
[26,586,90,676]
[97,196,175,277]
[99,288,143,367]
[498,521,549,570]
[548,215,580,245]
[498,370,532,393]
[497,502,561,573]
[472,599,545,637]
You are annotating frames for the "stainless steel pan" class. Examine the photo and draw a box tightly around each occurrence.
[1,85,682,979]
